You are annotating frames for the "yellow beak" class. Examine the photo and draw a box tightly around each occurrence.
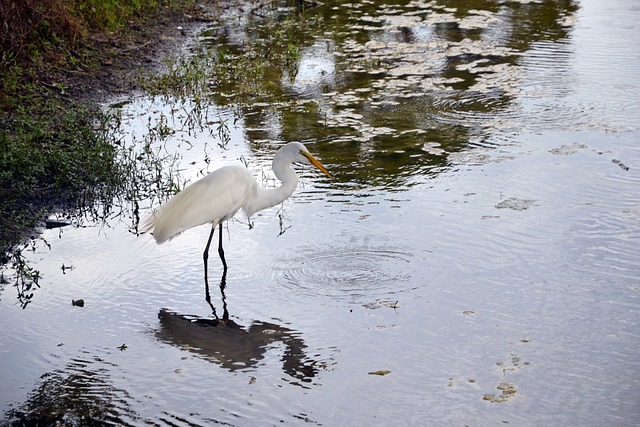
[302,151,332,178]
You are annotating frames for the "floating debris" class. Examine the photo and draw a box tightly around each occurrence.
[71,299,84,307]
[363,300,399,310]
[368,370,391,376]
[612,159,630,171]
[496,353,530,374]
[45,218,72,229]
[483,381,517,403]
[61,264,75,274]
[421,142,446,155]
[549,142,587,155]
[448,151,493,165]
[495,197,538,211]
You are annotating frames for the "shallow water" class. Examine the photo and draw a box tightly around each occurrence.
[2,0,640,425]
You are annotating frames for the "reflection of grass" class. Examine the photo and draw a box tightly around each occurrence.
[4,366,138,424]
[142,12,307,105]
[223,17,304,100]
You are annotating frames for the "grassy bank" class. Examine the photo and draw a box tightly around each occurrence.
[0,0,217,306]
[0,0,208,254]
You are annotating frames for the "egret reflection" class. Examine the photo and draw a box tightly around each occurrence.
[156,308,323,386]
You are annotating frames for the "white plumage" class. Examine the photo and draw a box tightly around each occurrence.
[142,141,331,314]
[144,166,254,244]
[142,141,330,245]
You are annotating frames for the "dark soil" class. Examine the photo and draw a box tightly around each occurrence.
[46,3,221,103]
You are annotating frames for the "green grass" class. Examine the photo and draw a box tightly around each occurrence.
[76,0,159,32]
[0,0,199,305]
[0,0,164,65]
[0,63,117,243]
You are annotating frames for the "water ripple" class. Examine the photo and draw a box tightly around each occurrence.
[265,247,423,302]
[4,348,140,426]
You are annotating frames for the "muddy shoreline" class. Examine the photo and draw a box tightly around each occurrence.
[49,3,219,103]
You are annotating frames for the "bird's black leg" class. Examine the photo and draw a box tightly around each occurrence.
[215,222,229,321]
[219,266,229,321]
[218,222,228,272]
[203,224,218,318]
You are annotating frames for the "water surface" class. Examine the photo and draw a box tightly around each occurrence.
[1,0,639,425]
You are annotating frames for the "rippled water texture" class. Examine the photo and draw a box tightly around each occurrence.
[1,0,639,425]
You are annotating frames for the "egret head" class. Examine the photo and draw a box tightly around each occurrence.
[286,141,332,178]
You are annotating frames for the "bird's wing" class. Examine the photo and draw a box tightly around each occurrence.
[144,166,255,244]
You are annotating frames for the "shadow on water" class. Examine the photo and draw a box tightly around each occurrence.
[156,308,322,387]
[156,261,322,387]
[2,269,327,425]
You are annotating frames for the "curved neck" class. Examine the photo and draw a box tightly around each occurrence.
[244,158,298,217]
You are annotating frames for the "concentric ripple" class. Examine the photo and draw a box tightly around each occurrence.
[269,247,419,301]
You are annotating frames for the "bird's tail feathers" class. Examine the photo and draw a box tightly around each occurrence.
[141,213,156,233]
[140,210,161,242]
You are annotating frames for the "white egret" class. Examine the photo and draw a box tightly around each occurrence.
[142,141,331,312]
